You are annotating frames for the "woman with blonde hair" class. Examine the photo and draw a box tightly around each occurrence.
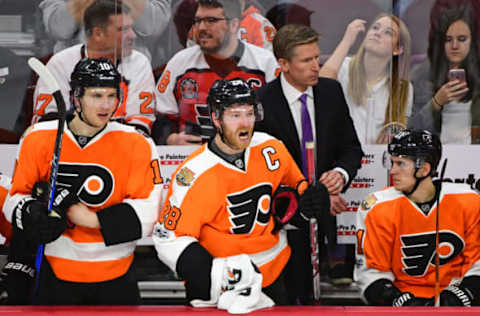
[320,13,412,145]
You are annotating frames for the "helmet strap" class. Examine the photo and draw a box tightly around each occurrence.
[403,168,428,196]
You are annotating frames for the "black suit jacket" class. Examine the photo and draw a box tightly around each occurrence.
[256,76,364,189]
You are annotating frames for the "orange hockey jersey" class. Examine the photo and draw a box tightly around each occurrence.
[5,120,161,283]
[355,183,480,300]
[153,132,306,287]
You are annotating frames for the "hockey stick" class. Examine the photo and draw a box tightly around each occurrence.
[434,158,448,307]
[306,141,321,304]
[27,57,67,297]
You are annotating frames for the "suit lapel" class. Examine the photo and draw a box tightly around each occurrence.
[272,79,302,160]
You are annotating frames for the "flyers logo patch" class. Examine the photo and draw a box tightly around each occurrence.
[401,231,464,276]
[56,163,114,206]
[227,183,272,234]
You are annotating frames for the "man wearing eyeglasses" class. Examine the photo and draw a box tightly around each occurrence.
[154,0,279,145]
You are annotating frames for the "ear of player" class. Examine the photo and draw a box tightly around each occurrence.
[271,181,330,231]
[209,254,274,314]
[13,181,78,245]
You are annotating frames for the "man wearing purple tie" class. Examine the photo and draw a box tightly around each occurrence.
[255,24,363,305]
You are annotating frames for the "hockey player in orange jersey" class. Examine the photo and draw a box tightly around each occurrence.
[4,58,161,304]
[355,129,480,306]
[153,78,330,313]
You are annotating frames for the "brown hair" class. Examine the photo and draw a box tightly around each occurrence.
[272,24,319,61]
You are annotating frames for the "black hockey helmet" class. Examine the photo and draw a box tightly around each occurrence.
[206,78,263,121]
[70,58,122,99]
[388,129,442,176]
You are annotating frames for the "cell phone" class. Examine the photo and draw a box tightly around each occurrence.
[448,69,466,82]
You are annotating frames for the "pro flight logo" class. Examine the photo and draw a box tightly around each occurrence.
[337,224,356,236]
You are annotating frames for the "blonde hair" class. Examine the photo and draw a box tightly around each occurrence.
[347,14,411,127]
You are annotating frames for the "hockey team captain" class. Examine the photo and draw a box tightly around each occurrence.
[4,58,161,305]
[355,129,480,306]
[153,78,330,313]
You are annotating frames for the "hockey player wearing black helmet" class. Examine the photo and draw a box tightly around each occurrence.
[70,58,122,133]
[152,78,330,312]
[387,129,442,196]
[4,57,161,304]
[207,78,263,154]
[355,129,480,307]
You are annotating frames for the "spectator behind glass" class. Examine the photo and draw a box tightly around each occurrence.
[186,0,277,51]
[33,0,157,135]
[408,6,480,144]
[154,0,278,145]
[39,0,171,60]
[319,14,412,146]
[266,3,314,29]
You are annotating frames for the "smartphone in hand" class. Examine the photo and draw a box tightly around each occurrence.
[448,69,466,82]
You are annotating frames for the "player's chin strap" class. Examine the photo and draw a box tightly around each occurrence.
[403,157,430,196]
[403,173,428,196]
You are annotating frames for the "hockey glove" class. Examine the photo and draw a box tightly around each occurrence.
[209,254,274,314]
[13,197,67,244]
[298,182,330,219]
[1,260,36,305]
[270,186,299,232]
[440,285,475,306]
[364,279,433,306]
[33,181,79,216]
[392,292,434,306]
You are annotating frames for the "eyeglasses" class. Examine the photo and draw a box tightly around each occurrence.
[193,16,230,26]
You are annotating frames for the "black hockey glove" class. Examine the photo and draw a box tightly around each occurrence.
[298,182,330,219]
[364,279,433,306]
[392,292,434,306]
[33,181,79,217]
[13,197,67,245]
[1,260,36,305]
[440,285,475,306]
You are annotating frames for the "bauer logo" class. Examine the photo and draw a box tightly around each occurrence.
[56,163,114,207]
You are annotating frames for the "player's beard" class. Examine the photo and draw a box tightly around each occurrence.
[219,123,254,154]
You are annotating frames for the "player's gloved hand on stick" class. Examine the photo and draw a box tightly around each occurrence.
[14,197,67,244]
[440,285,475,306]
[33,181,79,217]
[298,182,330,219]
[209,254,274,314]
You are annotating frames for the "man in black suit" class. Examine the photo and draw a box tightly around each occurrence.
[255,24,363,304]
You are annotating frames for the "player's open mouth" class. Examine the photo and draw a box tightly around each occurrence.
[238,131,249,140]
